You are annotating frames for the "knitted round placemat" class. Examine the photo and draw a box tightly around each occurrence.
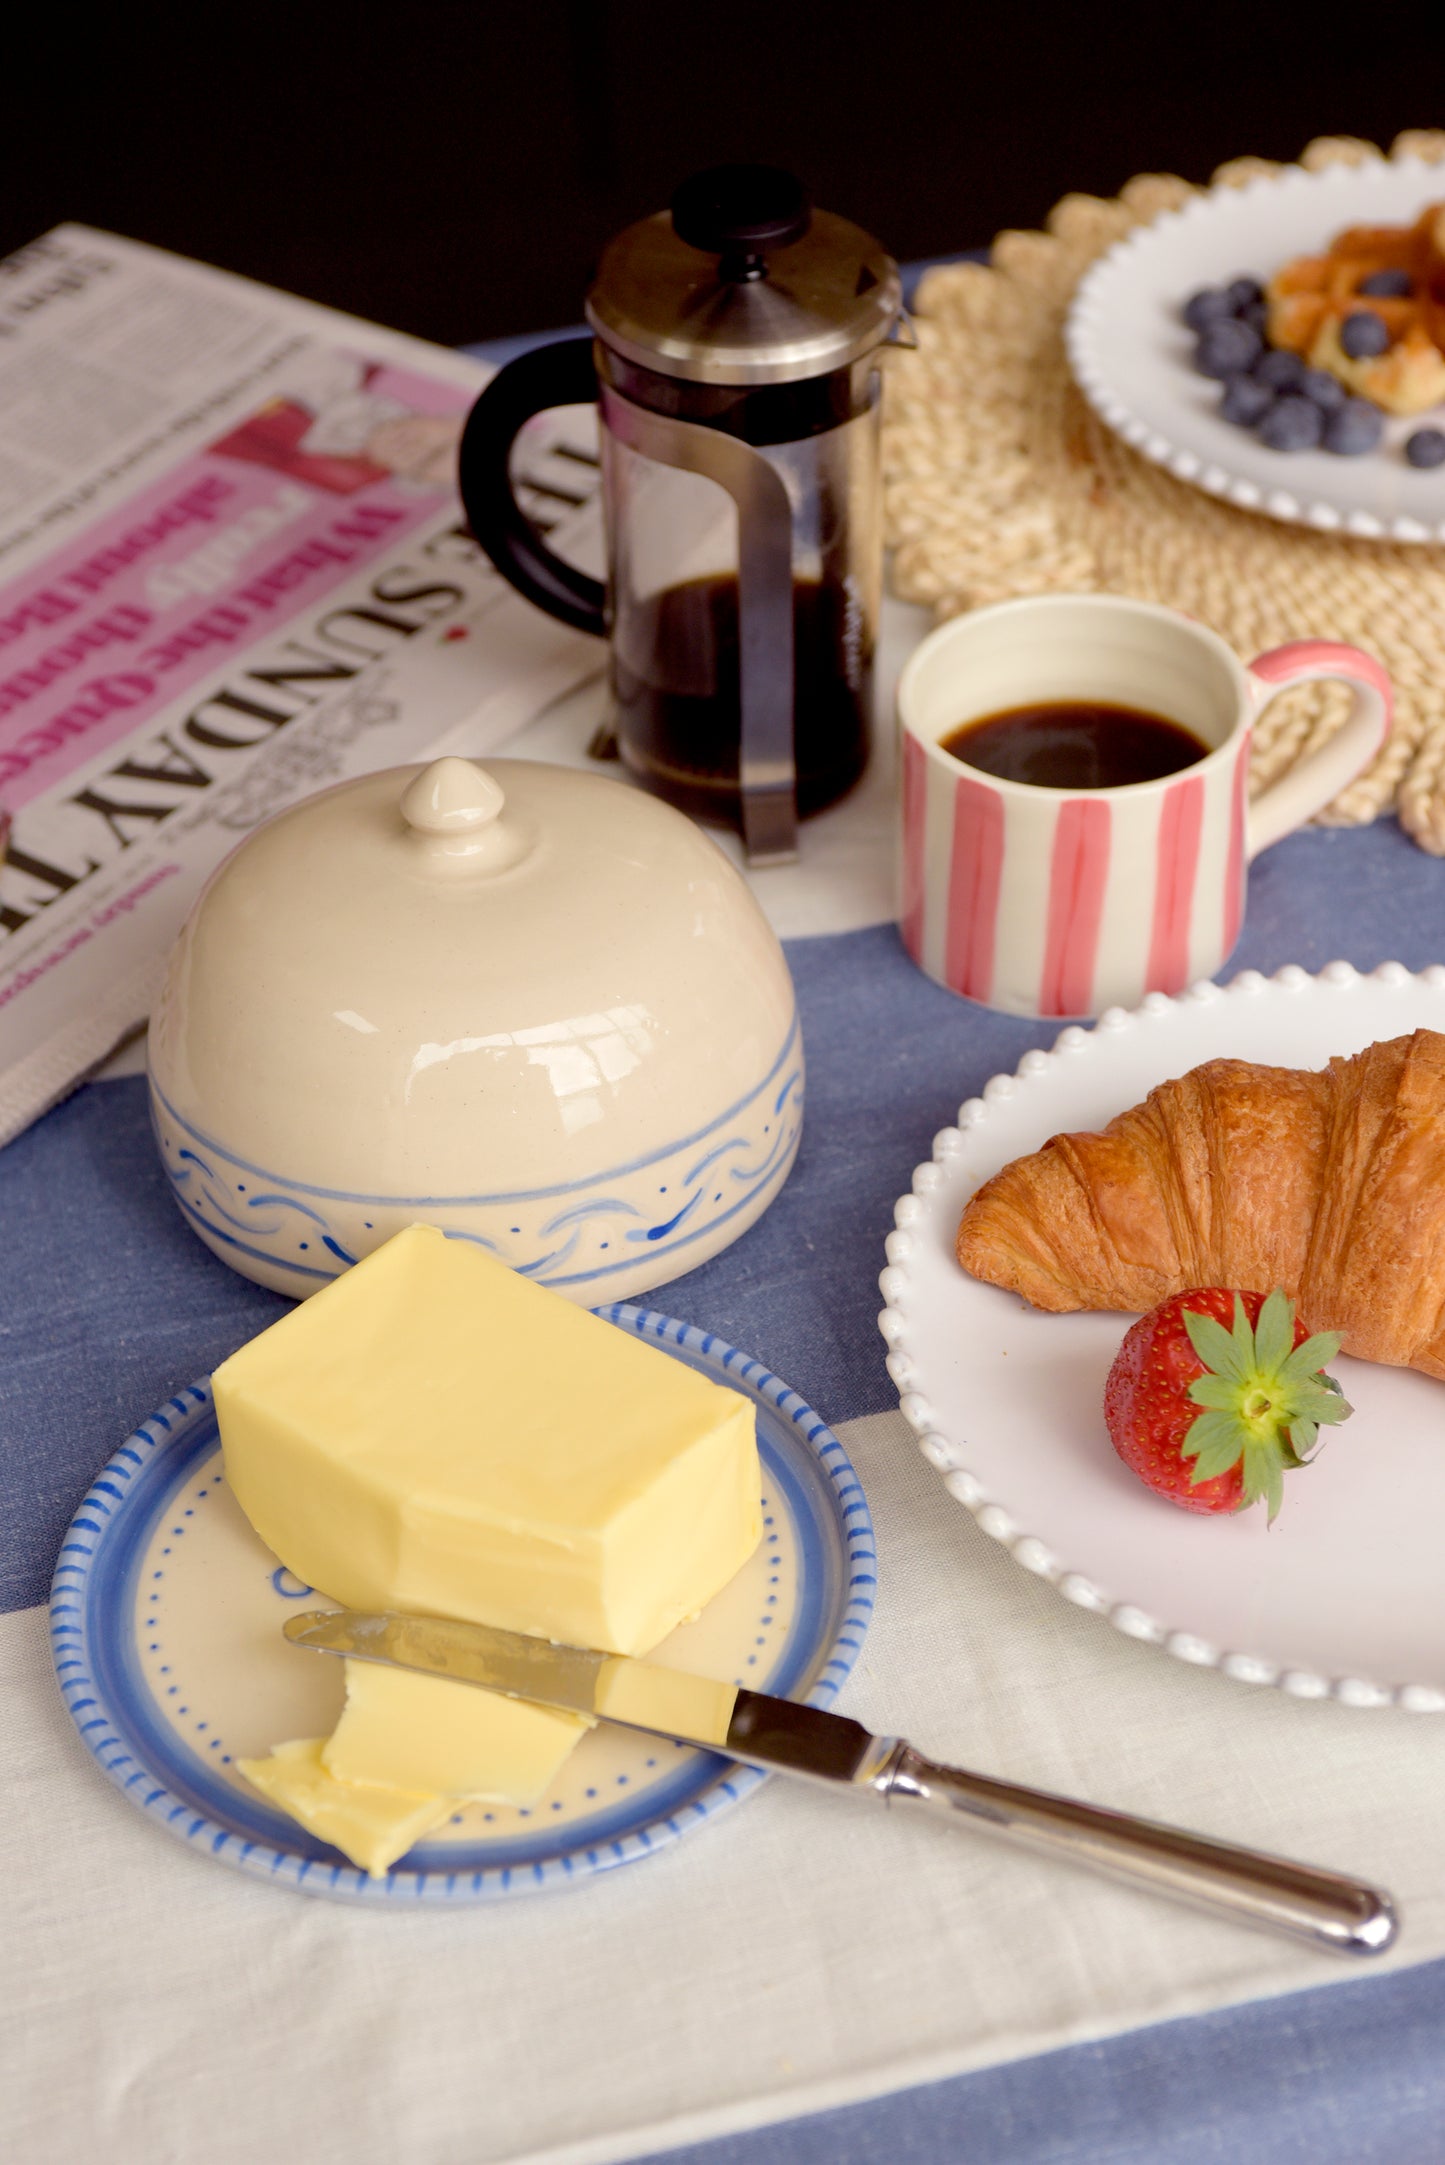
[882,132,1445,854]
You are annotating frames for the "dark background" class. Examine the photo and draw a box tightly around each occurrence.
[5,3,1443,345]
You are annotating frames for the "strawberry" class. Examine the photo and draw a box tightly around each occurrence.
[1103,1287,1352,1521]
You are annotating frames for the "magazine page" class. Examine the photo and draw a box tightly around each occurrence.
[0,225,603,1144]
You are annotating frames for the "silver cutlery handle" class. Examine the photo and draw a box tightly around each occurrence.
[879,1745,1396,1956]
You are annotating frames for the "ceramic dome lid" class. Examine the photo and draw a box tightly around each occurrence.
[148,757,797,1196]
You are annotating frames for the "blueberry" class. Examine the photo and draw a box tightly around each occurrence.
[1225,276,1265,311]
[1339,310,1391,359]
[1322,398,1385,455]
[1219,373,1274,427]
[1405,427,1445,469]
[1193,319,1263,378]
[1298,366,1347,413]
[1358,269,1413,299]
[1238,300,1268,335]
[1183,287,1233,334]
[1257,395,1324,452]
[1255,348,1306,392]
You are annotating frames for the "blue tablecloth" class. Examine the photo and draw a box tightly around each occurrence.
[6,812,1445,2164]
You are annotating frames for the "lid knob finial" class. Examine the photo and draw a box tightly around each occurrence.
[670,165,811,282]
[400,757,506,837]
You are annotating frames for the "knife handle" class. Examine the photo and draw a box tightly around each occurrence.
[877,1745,1396,1957]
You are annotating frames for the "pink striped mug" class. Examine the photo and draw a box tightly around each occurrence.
[897,593,1391,1018]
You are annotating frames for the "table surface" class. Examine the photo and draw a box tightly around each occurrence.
[7,300,1445,2165]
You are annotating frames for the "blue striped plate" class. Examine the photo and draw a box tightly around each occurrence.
[51,1305,875,1905]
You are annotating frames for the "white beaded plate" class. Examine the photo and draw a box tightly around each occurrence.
[1066,156,1445,541]
[878,962,1445,1707]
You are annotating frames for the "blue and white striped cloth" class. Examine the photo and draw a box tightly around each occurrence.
[7,734,1445,2164]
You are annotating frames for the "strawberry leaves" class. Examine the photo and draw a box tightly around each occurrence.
[1178,1289,1353,1523]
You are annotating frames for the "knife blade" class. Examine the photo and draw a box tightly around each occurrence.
[283,1607,1397,1956]
[285,1607,893,1782]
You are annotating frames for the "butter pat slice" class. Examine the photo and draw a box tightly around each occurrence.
[595,1656,737,1748]
[323,1659,590,1804]
[238,1738,454,1877]
[215,1224,761,1655]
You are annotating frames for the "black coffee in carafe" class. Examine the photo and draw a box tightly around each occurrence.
[612,574,871,823]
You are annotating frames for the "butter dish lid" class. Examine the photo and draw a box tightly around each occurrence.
[148,757,796,1193]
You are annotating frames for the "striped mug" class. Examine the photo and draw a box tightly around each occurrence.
[897,593,1391,1018]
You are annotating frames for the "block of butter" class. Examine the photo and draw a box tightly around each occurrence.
[238,1738,455,1878]
[214,1223,762,1656]
[323,1659,590,1804]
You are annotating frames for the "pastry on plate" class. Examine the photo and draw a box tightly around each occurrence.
[956,1029,1445,1378]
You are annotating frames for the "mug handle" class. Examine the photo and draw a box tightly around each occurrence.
[1244,641,1392,859]
[455,337,608,638]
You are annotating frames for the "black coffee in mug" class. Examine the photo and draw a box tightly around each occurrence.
[940,700,1210,791]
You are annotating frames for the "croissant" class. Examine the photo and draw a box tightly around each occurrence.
[955,1029,1445,1379]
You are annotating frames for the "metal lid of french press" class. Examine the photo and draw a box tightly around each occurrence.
[585,164,902,387]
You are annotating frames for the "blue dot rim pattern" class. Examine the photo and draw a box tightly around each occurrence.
[49,1305,877,1906]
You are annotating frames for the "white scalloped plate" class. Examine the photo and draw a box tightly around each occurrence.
[879,962,1445,1708]
[1066,155,1445,541]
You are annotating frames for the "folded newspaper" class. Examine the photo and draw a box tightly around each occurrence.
[0,226,605,1146]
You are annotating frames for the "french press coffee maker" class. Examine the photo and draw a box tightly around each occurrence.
[457,166,902,864]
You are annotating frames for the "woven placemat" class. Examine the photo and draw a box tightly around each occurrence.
[882,131,1445,854]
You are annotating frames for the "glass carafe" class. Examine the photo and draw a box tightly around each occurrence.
[457,165,901,864]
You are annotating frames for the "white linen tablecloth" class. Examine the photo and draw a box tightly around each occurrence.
[6,1398,1435,2165]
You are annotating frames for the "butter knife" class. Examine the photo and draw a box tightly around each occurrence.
[283,1608,1396,1956]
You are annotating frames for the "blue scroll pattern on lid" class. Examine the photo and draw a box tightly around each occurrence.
[150,1011,803,1297]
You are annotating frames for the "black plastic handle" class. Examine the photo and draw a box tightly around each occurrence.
[456,337,607,638]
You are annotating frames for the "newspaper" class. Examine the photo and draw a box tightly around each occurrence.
[0,225,605,1146]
